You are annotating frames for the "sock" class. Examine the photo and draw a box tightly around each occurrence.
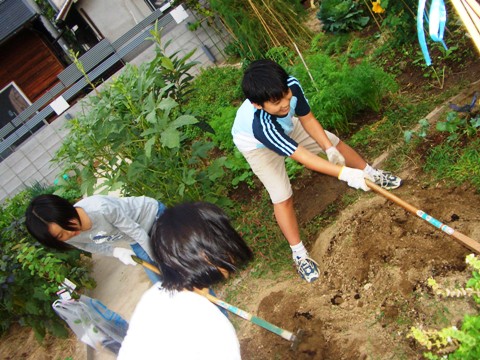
[363,164,378,177]
[290,242,308,260]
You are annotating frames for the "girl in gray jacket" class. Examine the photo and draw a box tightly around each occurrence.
[25,194,165,283]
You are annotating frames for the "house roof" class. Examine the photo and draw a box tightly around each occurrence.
[0,0,37,44]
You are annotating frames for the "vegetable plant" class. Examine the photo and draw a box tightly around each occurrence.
[0,185,94,341]
[317,0,370,33]
[53,27,231,205]
[408,254,480,359]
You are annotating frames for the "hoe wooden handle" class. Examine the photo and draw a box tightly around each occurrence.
[366,179,480,254]
[131,256,301,346]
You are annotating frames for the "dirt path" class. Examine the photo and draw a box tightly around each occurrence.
[234,170,480,359]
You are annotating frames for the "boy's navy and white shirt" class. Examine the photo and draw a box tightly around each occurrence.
[232,76,310,157]
[67,195,158,258]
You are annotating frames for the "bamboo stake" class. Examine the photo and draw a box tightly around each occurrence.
[293,42,319,91]
[464,0,480,19]
[362,0,382,31]
[261,0,296,46]
[450,0,480,54]
[248,0,281,48]
[462,0,480,33]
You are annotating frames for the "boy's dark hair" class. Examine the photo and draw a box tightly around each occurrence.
[242,59,289,106]
[151,202,253,291]
[25,194,80,250]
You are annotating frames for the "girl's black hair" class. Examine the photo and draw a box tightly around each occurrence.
[241,59,289,106]
[151,202,253,291]
[25,194,80,250]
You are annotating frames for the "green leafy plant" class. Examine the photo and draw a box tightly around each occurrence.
[436,112,480,144]
[317,0,370,33]
[148,25,199,105]
[0,186,94,341]
[53,27,231,205]
[408,254,480,359]
[292,52,398,133]
[378,0,417,45]
[404,118,430,143]
[419,109,480,191]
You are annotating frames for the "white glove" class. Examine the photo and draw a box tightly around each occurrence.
[113,247,137,266]
[325,146,346,166]
[338,166,372,192]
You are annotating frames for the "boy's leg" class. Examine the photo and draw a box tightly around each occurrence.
[242,148,319,282]
[335,141,367,169]
[273,196,301,246]
[243,148,297,244]
[274,197,319,282]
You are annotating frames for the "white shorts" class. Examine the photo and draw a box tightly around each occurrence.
[242,117,340,204]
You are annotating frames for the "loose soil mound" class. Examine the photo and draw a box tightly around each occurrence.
[236,169,480,359]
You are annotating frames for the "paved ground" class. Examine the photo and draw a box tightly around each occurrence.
[86,253,152,359]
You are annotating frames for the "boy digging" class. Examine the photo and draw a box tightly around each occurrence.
[231,59,402,283]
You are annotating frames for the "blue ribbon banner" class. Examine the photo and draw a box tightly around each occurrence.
[417,0,449,66]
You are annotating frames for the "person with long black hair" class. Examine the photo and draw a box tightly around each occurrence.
[118,201,253,359]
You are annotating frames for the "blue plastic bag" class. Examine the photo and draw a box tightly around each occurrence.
[53,295,129,354]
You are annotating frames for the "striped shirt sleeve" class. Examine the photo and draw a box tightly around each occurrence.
[252,110,298,156]
[288,77,310,116]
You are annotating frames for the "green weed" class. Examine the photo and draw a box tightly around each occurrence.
[292,53,398,133]
[317,0,370,33]
[408,255,480,359]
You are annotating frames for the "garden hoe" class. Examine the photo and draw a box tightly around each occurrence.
[366,179,480,254]
[132,256,305,350]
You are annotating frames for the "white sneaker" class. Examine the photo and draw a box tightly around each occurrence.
[294,256,320,283]
[373,169,402,190]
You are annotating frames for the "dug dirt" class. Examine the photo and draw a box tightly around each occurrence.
[235,169,480,359]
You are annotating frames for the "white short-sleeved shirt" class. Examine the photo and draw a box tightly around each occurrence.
[231,76,310,156]
[118,284,241,359]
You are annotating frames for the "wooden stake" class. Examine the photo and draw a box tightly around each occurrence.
[450,0,480,54]
[293,42,319,92]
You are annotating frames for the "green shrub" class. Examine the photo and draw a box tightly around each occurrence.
[53,29,231,205]
[424,139,480,191]
[184,66,243,121]
[419,110,480,191]
[379,0,418,45]
[0,185,94,341]
[317,0,369,33]
[292,53,398,133]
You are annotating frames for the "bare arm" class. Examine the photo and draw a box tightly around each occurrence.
[298,112,334,150]
[290,145,342,177]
